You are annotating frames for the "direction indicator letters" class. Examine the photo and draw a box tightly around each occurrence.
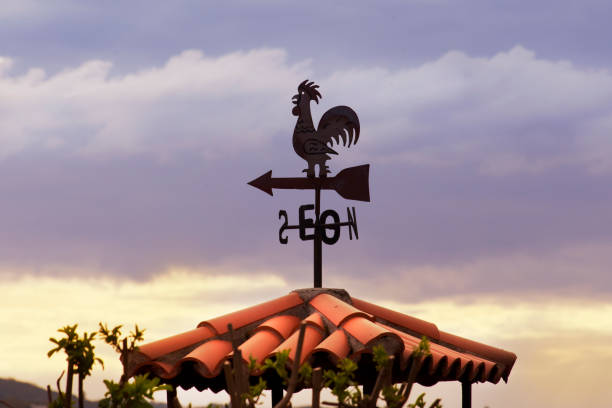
[279,206,358,245]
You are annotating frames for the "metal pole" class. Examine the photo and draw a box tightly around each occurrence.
[314,185,322,288]
[461,381,472,408]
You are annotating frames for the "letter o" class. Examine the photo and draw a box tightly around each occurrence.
[320,209,340,245]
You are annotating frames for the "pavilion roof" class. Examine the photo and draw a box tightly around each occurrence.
[125,288,516,392]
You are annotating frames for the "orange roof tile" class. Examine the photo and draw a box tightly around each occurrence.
[239,329,284,365]
[198,292,303,334]
[138,326,216,360]
[312,329,350,362]
[272,315,325,364]
[310,293,372,326]
[126,288,516,391]
[183,339,233,377]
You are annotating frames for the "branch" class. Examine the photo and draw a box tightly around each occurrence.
[366,355,394,408]
[427,399,442,408]
[56,370,65,400]
[223,360,239,408]
[396,355,423,407]
[273,323,307,408]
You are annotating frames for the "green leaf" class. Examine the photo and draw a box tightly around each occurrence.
[412,336,431,359]
[372,344,389,371]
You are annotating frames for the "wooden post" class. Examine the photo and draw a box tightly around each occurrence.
[462,381,471,408]
[167,388,181,408]
[311,367,322,408]
[271,384,283,407]
[363,378,374,397]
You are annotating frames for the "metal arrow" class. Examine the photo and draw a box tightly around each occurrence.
[247,164,370,202]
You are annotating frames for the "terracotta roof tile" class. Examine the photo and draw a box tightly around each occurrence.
[341,316,401,349]
[127,288,516,390]
[140,360,178,379]
[312,329,350,362]
[254,315,301,339]
[438,330,516,381]
[182,339,233,377]
[240,315,302,365]
[310,293,371,326]
[239,329,283,365]
[302,311,325,330]
[351,297,440,340]
[271,313,325,363]
[138,326,216,359]
[198,292,303,334]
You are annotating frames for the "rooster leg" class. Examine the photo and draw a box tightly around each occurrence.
[319,163,331,178]
[302,163,316,178]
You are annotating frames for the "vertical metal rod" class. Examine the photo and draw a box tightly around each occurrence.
[314,185,322,288]
[462,381,472,408]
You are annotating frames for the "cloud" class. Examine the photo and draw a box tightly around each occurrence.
[325,46,612,174]
[1,46,611,297]
[0,48,311,159]
[2,46,612,173]
[326,241,612,300]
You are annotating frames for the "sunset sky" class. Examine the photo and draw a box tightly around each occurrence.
[2,1,612,407]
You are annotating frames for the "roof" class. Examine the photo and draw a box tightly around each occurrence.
[126,288,516,392]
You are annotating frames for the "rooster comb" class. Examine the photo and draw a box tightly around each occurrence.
[298,79,322,103]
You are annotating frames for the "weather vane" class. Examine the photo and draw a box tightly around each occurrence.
[248,80,370,288]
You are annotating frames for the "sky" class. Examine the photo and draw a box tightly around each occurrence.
[1,1,612,406]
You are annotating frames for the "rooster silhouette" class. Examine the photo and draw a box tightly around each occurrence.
[292,80,360,178]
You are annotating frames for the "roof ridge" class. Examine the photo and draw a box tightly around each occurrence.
[292,288,352,303]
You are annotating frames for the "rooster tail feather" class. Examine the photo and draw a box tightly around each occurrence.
[317,105,361,149]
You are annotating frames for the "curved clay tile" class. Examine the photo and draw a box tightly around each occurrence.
[125,290,516,388]
[464,361,481,383]
[425,349,447,375]
[312,329,351,362]
[302,311,325,329]
[254,315,301,339]
[480,359,497,382]
[133,360,178,380]
[487,364,503,383]
[380,321,502,382]
[433,355,451,378]
[182,339,233,377]
[138,326,216,360]
[351,297,440,340]
[341,315,402,349]
[444,356,467,380]
[310,293,372,326]
[198,292,303,335]
[270,314,325,364]
[430,338,503,382]
[438,330,516,381]
[240,329,285,365]
[440,354,472,377]
[429,343,496,381]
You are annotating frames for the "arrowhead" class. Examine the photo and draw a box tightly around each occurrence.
[248,170,274,196]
